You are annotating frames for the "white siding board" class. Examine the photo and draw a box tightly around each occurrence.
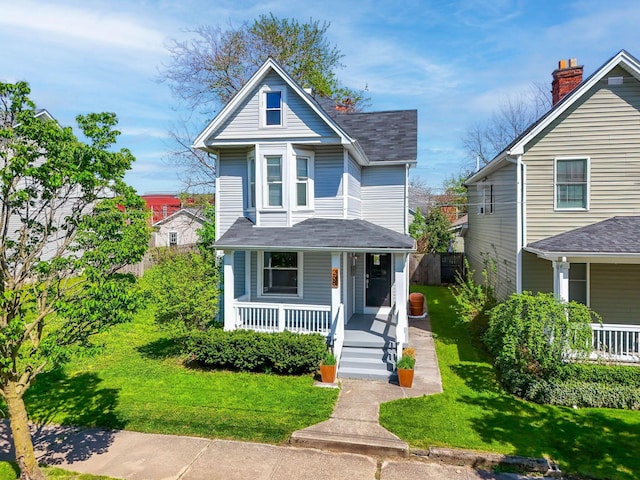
[314,146,344,218]
[361,166,405,232]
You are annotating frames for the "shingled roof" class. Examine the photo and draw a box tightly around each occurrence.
[313,95,417,163]
[526,216,640,255]
[215,217,415,252]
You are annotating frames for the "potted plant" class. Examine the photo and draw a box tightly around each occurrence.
[397,347,416,388]
[320,350,337,383]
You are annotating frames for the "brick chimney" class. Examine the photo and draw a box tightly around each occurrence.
[335,98,355,113]
[552,58,583,105]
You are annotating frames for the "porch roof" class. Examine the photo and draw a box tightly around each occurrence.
[525,216,640,259]
[215,217,416,252]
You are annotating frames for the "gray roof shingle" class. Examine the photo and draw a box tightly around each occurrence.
[215,217,415,251]
[313,95,417,163]
[527,216,640,254]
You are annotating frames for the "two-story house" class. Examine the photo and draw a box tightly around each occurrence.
[465,50,640,361]
[193,59,417,379]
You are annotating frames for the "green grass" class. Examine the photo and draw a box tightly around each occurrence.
[0,463,117,480]
[16,308,338,444]
[380,286,640,480]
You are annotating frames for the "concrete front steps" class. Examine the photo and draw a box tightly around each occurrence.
[338,344,396,381]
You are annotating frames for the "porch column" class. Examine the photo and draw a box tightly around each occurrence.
[223,250,235,331]
[553,259,570,302]
[331,252,341,318]
[394,253,408,352]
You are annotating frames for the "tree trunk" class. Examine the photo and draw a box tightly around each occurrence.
[4,381,46,480]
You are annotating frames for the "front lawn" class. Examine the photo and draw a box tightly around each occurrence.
[379,286,640,480]
[16,308,338,444]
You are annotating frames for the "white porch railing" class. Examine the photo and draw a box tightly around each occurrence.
[234,301,332,336]
[589,323,640,362]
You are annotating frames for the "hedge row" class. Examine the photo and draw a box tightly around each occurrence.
[554,363,640,387]
[184,329,327,374]
[501,370,640,410]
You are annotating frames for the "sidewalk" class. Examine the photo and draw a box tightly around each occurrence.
[0,422,554,480]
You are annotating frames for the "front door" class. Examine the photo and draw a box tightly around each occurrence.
[366,253,391,307]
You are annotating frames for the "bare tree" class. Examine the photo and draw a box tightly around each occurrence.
[161,15,369,192]
[463,82,551,169]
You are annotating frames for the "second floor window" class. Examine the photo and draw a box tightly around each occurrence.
[265,91,282,126]
[296,156,310,207]
[556,158,588,209]
[266,156,283,207]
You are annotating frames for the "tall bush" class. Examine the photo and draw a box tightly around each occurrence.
[484,292,597,378]
[144,248,220,332]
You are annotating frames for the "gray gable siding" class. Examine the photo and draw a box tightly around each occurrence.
[217,149,247,238]
[465,162,518,300]
[347,154,362,219]
[314,145,344,218]
[521,251,552,294]
[212,72,337,140]
[361,165,405,233]
[249,250,331,305]
[234,251,245,298]
[524,67,640,243]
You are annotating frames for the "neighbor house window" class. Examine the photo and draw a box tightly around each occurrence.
[569,263,588,305]
[478,184,493,214]
[169,231,178,247]
[265,91,282,126]
[261,252,301,296]
[556,158,588,209]
[265,156,283,207]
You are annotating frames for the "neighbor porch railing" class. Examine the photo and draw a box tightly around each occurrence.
[589,323,640,363]
[234,300,332,336]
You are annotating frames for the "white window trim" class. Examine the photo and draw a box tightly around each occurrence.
[292,148,315,211]
[259,85,287,129]
[247,152,256,211]
[168,231,178,247]
[257,251,303,299]
[554,157,590,211]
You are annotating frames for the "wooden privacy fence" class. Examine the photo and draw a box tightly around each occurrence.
[409,253,465,286]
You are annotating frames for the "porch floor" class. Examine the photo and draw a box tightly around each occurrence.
[344,313,396,348]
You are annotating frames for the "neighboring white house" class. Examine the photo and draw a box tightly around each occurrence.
[193,58,417,380]
[466,50,640,362]
[151,207,206,247]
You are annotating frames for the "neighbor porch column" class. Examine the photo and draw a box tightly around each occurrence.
[223,250,235,331]
[394,253,408,353]
[553,258,570,302]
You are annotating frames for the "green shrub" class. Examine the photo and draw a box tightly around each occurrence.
[185,329,327,374]
[144,248,220,333]
[397,355,416,370]
[554,363,640,387]
[484,292,596,378]
[322,351,337,366]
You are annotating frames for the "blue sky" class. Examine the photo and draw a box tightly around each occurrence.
[2,0,640,194]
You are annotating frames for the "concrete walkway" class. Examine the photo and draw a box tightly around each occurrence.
[291,315,443,456]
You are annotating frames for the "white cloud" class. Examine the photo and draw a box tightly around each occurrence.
[120,126,170,139]
[0,2,166,53]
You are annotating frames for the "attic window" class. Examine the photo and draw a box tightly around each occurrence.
[608,76,623,86]
[265,91,282,125]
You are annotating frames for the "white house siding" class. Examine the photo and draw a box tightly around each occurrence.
[212,72,336,140]
[524,67,640,243]
[361,166,405,233]
[259,211,288,227]
[465,163,518,300]
[347,155,362,219]
[153,214,203,247]
[217,149,248,238]
[590,263,640,325]
[521,251,552,294]
[249,251,332,306]
[314,146,344,218]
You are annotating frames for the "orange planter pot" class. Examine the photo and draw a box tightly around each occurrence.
[397,368,414,388]
[320,364,337,383]
[409,292,425,316]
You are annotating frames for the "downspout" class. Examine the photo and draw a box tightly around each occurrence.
[404,163,409,235]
